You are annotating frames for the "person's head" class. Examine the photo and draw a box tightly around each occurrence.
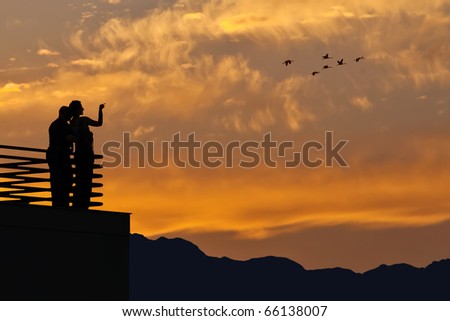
[58,106,71,121]
[69,100,84,117]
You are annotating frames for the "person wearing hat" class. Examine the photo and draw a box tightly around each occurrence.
[69,100,105,209]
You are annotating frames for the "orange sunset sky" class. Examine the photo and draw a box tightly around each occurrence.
[1,0,450,272]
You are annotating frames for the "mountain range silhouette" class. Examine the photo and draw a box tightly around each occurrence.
[130,233,450,300]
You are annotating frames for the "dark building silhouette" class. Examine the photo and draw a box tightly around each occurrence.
[0,204,129,300]
[0,144,128,300]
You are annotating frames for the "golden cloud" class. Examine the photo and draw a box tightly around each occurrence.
[351,96,373,110]
[0,82,26,93]
[37,49,60,56]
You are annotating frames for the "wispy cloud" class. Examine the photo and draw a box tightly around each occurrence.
[37,49,60,56]
[351,96,373,110]
[102,0,122,4]
[0,82,29,93]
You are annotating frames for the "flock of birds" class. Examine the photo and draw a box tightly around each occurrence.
[282,53,365,76]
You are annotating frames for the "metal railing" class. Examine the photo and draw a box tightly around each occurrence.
[0,144,103,207]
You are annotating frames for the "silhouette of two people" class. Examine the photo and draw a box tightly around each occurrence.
[47,101,105,209]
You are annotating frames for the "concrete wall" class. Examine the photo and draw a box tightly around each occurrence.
[0,204,130,300]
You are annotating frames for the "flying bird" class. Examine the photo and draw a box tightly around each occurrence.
[322,53,332,60]
[282,59,294,66]
[311,71,320,76]
[354,56,365,62]
[337,58,346,65]
[322,65,332,70]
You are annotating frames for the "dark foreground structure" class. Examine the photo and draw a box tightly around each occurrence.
[0,204,130,300]
[0,144,129,300]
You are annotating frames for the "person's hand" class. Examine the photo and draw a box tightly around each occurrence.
[99,103,105,110]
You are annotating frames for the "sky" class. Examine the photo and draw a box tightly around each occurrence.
[1,0,450,272]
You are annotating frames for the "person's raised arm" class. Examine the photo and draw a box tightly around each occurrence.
[87,103,105,127]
